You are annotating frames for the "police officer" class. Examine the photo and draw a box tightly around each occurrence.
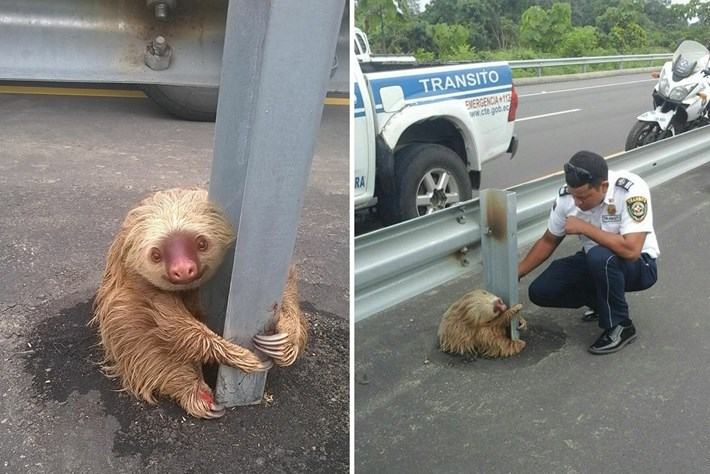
[518,151,659,354]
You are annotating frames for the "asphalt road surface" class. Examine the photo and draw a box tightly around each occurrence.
[0,88,349,473]
[356,71,657,235]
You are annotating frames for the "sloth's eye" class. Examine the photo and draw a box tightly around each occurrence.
[150,248,162,263]
[196,236,208,252]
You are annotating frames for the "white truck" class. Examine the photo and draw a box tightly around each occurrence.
[353,31,519,224]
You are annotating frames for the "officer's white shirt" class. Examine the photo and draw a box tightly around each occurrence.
[547,169,660,258]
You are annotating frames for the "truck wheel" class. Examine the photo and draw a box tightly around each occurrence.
[380,144,473,224]
[143,85,218,122]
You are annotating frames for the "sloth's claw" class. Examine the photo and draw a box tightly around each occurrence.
[256,358,274,371]
[254,346,286,358]
[253,332,299,366]
[253,333,289,359]
[253,333,289,345]
[205,404,226,419]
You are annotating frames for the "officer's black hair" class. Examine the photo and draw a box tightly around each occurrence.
[564,150,608,189]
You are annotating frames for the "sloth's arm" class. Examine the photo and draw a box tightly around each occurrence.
[153,302,272,373]
[500,303,523,323]
[253,267,308,367]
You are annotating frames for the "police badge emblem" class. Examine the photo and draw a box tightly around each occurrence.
[626,196,648,222]
[607,204,616,215]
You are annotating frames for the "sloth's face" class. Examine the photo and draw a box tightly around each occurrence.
[122,188,236,291]
[140,231,218,291]
[467,289,508,324]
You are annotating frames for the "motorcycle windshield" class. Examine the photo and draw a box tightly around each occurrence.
[672,40,709,79]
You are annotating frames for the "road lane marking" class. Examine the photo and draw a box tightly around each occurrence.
[0,85,350,106]
[0,85,145,98]
[324,97,349,106]
[519,78,656,98]
[517,108,581,122]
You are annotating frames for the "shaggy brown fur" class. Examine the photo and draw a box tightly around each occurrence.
[90,187,308,419]
[438,288,527,358]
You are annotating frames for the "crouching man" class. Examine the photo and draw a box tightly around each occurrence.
[517,151,659,354]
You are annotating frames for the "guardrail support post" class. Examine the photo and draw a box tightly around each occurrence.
[200,0,345,406]
[480,189,520,340]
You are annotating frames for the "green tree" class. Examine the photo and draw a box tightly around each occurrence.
[518,6,547,50]
[429,23,475,59]
[423,0,517,50]
[519,3,572,52]
[608,22,647,52]
[559,26,599,57]
[356,0,411,52]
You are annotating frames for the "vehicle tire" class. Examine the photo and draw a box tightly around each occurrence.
[625,120,660,151]
[379,144,473,225]
[143,85,218,122]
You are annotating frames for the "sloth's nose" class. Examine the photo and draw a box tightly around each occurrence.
[169,259,198,283]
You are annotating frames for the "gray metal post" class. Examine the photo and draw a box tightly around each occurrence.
[480,189,520,340]
[200,0,345,406]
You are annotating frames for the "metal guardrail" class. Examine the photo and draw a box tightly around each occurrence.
[0,0,349,93]
[509,53,671,77]
[354,126,710,322]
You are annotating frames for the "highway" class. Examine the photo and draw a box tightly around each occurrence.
[483,71,656,189]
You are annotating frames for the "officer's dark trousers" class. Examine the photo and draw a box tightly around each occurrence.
[528,246,658,329]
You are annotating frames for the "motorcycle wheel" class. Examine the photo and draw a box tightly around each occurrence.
[625,121,664,151]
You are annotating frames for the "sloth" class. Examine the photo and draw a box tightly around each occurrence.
[438,288,526,358]
[91,188,308,419]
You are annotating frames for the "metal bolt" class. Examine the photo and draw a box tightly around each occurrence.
[154,3,169,20]
[144,36,172,70]
[147,0,176,21]
[153,36,167,56]
[458,247,470,266]
[485,226,493,235]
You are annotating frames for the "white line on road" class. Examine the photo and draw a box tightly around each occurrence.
[519,78,656,98]
[517,108,581,122]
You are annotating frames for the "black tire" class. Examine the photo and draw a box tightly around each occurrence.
[625,120,660,151]
[379,144,473,225]
[143,85,218,122]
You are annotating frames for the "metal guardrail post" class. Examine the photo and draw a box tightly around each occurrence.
[200,0,345,406]
[480,190,520,340]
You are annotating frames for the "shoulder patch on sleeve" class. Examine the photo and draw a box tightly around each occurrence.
[616,177,633,191]
[558,185,569,196]
[626,196,648,222]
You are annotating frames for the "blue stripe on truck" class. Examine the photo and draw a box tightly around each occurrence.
[368,64,512,109]
[354,82,365,118]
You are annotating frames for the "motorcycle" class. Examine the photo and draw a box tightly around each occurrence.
[625,40,710,151]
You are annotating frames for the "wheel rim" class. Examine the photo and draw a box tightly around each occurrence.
[415,168,461,216]
[638,123,661,147]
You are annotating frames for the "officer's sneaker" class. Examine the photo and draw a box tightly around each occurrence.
[588,323,637,355]
[581,309,598,322]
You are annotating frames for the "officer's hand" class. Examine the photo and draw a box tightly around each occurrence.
[564,216,586,235]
